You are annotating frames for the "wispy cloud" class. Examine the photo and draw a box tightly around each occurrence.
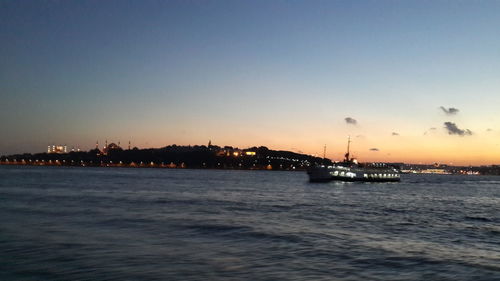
[444,122,472,136]
[392,132,399,136]
[424,127,437,135]
[369,148,379,152]
[345,117,357,125]
[486,128,493,132]
[440,106,459,115]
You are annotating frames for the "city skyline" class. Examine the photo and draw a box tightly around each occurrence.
[1,1,500,165]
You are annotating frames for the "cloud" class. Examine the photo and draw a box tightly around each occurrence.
[344,117,357,125]
[486,128,493,132]
[369,148,379,152]
[440,106,459,115]
[443,122,472,136]
[423,127,437,135]
[392,132,399,136]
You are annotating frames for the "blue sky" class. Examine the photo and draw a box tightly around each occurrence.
[1,0,499,164]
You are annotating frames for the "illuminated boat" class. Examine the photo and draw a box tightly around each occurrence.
[307,138,401,183]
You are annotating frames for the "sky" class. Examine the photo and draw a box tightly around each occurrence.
[1,0,499,165]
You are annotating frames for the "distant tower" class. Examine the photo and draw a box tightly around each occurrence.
[118,141,121,148]
[344,136,351,162]
[128,140,131,150]
[208,140,212,147]
[95,141,99,149]
[105,139,108,149]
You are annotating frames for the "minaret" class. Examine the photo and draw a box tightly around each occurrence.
[128,141,131,150]
[105,139,108,150]
[95,141,99,150]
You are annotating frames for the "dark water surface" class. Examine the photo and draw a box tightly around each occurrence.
[1,166,500,280]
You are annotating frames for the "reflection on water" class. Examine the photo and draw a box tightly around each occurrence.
[1,166,499,280]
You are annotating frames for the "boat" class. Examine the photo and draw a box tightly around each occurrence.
[307,137,401,182]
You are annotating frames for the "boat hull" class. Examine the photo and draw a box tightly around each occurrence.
[307,165,401,183]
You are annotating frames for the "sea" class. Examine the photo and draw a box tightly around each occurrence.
[1,166,499,281]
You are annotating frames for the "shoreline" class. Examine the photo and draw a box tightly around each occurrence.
[0,161,306,172]
[1,162,495,176]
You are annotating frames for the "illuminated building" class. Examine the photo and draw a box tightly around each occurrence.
[48,145,67,154]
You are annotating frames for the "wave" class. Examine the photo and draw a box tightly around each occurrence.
[184,223,302,244]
